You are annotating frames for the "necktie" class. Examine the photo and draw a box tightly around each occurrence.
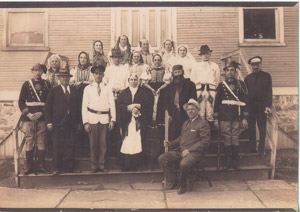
[65,86,70,102]
[186,120,191,128]
[97,84,101,95]
[174,88,180,110]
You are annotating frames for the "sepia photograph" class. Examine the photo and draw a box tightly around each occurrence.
[0,1,298,211]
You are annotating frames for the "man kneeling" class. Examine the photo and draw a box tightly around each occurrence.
[158,99,210,194]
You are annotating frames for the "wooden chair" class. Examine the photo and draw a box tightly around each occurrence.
[189,148,213,192]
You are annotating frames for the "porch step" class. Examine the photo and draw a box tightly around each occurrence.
[18,165,270,188]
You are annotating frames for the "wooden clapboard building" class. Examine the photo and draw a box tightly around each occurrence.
[0,2,297,187]
[0,3,297,100]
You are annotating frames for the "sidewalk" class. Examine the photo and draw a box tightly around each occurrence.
[0,180,297,210]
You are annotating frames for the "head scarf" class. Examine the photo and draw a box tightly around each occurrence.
[77,51,91,70]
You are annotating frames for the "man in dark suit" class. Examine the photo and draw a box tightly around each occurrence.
[244,56,272,155]
[159,98,210,194]
[165,65,197,141]
[45,68,81,175]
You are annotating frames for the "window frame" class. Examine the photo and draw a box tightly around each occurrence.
[238,7,286,47]
[111,7,177,50]
[2,8,50,51]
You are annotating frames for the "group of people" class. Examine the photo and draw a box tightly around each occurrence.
[18,35,273,195]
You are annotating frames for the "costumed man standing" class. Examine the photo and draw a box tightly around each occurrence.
[82,65,116,173]
[164,64,197,141]
[244,56,272,155]
[213,61,248,170]
[159,99,210,194]
[191,45,220,124]
[19,63,51,175]
[45,68,81,175]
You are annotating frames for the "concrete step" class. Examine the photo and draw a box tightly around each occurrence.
[18,165,270,188]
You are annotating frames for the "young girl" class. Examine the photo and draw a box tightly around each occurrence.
[92,40,108,68]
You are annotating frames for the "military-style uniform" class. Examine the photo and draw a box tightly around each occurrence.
[214,77,248,170]
[19,77,51,174]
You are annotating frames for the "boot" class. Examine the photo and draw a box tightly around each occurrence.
[232,145,240,170]
[224,146,232,170]
[38,150,49,174]
[24,150,33,175]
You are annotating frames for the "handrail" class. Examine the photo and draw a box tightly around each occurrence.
[266,106,281,179]
[278,125,298,145]
[13,114,24,187]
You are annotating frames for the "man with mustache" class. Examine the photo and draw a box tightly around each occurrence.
[164,65,197,141]
[244,56,272,155]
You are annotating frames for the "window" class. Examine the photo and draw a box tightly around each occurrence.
[239,7,285,46]
[111,8,177,50]
[3,9,49,50]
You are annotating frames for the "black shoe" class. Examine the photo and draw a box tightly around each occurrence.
[90,169,98,173]
[177,186,186,195]
[24,168,34,175]
[52,170,60,176]
[99,168,108,173]
[165,181,178,190]
[38,167,49,174]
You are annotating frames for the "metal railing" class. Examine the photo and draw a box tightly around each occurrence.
[12,115,26,187]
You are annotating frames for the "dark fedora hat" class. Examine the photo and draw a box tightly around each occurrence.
[31,63,47,74]
[248,56,262,64]
[223,61,241,71]
[110,48,122,58]
[91,65,106,73]
[199,45,213,55]
[55,68,73,77]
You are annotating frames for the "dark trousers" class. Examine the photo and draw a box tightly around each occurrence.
[158,150,202,186]
[248,104,267,152]
[88,123,108,170]
[52,124,75,172]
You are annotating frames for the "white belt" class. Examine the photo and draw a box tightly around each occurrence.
[222,100,246,106]
[25,102,45,106]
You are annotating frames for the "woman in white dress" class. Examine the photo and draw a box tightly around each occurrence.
[166,44,197,79]
[159,39,176,66]
[118,73,152,171]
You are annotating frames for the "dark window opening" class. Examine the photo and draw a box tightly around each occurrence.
[244,9,276,39]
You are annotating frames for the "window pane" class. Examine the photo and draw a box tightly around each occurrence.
[121,10,128,37]
[9,12,44,45]
[149,10,156,47]
[161,10,167,44]
[244,9,276,39]
[132,10,139,47]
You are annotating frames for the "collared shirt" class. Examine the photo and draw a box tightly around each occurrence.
[103,64,130,92]
[190,61,220,88]
[60,85,71,94]
[82,82,116,124]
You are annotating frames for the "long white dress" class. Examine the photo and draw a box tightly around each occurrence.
[120,87,142,155]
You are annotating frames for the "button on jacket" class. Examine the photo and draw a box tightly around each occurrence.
[82,82,116,125]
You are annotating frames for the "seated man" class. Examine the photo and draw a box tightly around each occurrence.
[158,98,210,194]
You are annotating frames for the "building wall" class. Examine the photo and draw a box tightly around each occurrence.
[0,7,111,93]
[0,6,298,99]
[177,5,298,87]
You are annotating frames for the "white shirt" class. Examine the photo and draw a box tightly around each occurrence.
[82,82,116,124]
[103,64,129,92]
[60,85,71,94]
[166,55,197,79]
[191,61,220,89]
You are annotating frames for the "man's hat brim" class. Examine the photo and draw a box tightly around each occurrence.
[183,99,200,111]
[56,73,73,77]
[199,50,213,55]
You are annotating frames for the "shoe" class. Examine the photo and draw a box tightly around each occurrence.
[165,181,178,190]
[52,170,60,176]
[90,169,98,173]
[38,150,49,174]
[24,150,34,175]
[177,186,186,195]
[99,168,108,173]
[258,150,266,156]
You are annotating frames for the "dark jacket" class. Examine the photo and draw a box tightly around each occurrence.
[244,70,272,108]
[214,79,248,121]
[45,85,80,130]
[18,79,51,122]
[164,78,197,122]
[170,116,210,153]
[117,86,152,139]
